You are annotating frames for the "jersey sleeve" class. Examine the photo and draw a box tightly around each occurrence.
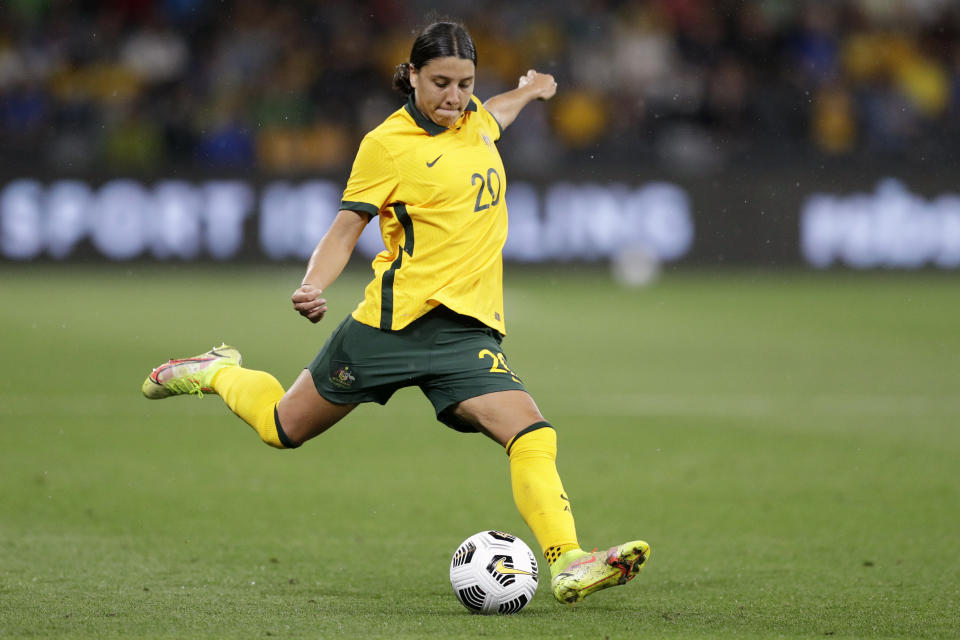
[340,135,399,216]
[475,98,503,142]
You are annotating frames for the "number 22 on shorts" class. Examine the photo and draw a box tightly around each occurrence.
[478,349,521,383]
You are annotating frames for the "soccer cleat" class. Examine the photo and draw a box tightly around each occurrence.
[550,540,650,604]
[141,344,241,399]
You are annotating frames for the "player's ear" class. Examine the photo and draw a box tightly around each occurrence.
[409,65,418,90]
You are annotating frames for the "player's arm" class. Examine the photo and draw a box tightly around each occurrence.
[292,209,372,323]
[483,70,557,130]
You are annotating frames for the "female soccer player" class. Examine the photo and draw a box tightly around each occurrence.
[142,21,648,605]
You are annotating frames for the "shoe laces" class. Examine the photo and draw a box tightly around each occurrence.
[163,373,206,397]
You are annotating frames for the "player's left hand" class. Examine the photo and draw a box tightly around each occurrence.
[518,70,557,101]
[292,284,327,323]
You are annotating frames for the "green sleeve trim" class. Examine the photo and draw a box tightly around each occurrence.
[484,105,503,139]
[475,98,503,139]
[489,112,503,139]
[340,201,379,217]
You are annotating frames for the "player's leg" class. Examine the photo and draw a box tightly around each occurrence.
[212,365,356,447]
[142,344,355,448]
[452,390,650,604]
[422,315,586,576]
[274,369,357,445]
[452,391,579,556]
[420,308,649,603]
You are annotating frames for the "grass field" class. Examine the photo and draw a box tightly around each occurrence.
[1,263,957,639]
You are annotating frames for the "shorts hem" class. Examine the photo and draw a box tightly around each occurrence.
[432,385,528,433]
[308,368,393,406]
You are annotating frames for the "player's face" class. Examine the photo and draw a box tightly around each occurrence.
[410,56,476,128]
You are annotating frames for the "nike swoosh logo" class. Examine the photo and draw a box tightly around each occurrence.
[426,154,443,167]
[493,558,533,576]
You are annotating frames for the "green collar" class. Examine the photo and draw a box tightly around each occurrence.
[404,94,477,136]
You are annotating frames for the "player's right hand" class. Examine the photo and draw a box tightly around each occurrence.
[292,284,327,323]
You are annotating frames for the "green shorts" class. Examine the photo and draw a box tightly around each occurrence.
[307,306,527,432]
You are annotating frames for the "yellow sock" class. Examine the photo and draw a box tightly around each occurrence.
[211,366,289,448]
[507,423,580,563]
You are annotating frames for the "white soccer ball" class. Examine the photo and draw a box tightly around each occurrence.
[449,530,539,614]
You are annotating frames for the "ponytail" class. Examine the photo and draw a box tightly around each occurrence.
[393,61,414,96]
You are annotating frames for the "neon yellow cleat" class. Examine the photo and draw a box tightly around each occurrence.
[550,540,650,604]
[141,344,241,399]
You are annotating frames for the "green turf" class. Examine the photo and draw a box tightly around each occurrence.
[1,264,957,638]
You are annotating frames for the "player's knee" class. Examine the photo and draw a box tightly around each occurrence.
[272,406,302,449]
[506,421,556,458]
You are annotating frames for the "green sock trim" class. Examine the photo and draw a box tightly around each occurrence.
[505,421,553,456]
[274,406,300,449]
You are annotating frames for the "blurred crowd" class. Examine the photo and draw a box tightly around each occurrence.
[1,0,959,176]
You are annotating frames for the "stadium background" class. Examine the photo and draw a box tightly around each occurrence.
[2,0,959,268]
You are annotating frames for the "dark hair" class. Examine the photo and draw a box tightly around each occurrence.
[392,22,478,96]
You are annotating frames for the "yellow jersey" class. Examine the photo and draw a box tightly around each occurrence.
[341,94,508,333]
